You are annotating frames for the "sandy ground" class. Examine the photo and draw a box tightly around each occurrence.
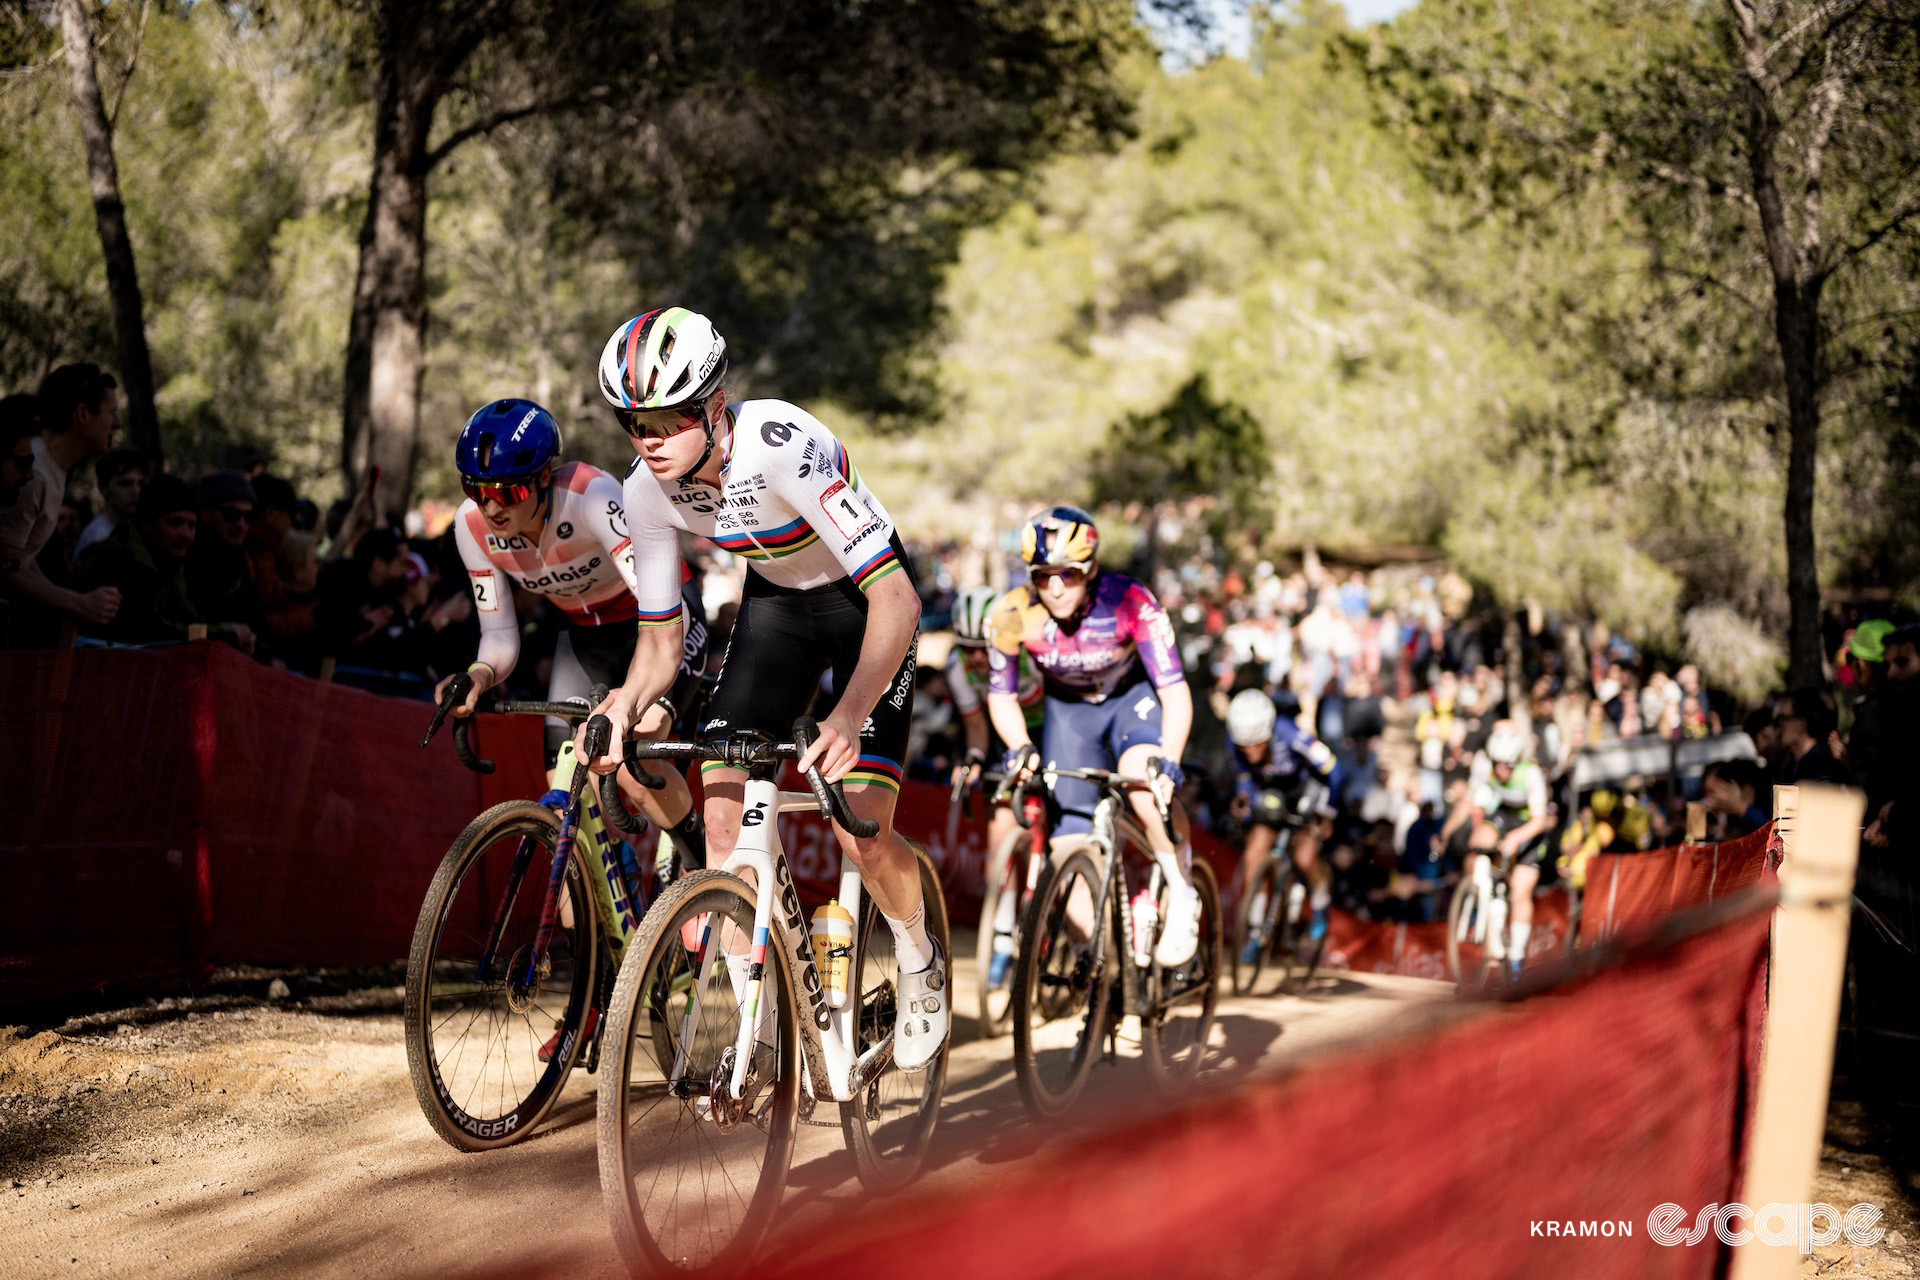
[4,932,1915,1280]
[1,934,1450,1280]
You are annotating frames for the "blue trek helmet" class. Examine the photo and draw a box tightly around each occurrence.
[455,399,563,480]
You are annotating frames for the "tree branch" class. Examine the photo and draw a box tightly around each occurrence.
[1726,0,1781,98]
[1796,31,1859,268]
[105,0,150,130]
[1831,193,1920,271]
[1645,158,1757,208]
[426,96,580,169]
[1764,0,1867,67]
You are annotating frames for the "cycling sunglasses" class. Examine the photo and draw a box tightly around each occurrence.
[613,404,706,441]
[461,476,539,507]
[1030,564,1090,586]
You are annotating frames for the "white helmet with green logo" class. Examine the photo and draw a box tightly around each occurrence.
[952,587,998,648]
[599,307,728,411]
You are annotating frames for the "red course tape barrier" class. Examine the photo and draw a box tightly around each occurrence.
[1,642,1777,1011]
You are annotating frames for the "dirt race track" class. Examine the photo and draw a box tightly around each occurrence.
[1,928,1452,1280]
[6,930,1918,1280]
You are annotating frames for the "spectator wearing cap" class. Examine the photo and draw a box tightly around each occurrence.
[1,364,122,646]
[1834,619,1895,785]
[73,448,149,561]
[1863,625,1918,850]
[71,474,254,652]
[185,469,266,641]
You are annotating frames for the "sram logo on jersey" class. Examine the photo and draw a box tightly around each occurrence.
[513,555,605,595]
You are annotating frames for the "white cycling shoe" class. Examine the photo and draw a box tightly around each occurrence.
[1154,883,1203,969]
[893,939,948,1072]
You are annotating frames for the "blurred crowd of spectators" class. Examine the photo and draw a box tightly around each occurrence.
[6,371,1914,893]
[904,500,1917,925]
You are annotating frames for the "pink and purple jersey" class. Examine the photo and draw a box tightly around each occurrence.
[985,570,1184,704]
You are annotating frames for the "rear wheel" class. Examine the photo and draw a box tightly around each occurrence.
[1142,859,1221,1093]
[974,826,1027,1038]
[842,843,950,1192]
[405,800,598,1153]
[598,870,799,1273]
[1011,844,1114,1120]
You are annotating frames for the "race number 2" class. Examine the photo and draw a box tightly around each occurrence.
[469,569,501,612]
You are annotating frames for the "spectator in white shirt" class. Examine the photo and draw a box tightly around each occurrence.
[1,364,122,643]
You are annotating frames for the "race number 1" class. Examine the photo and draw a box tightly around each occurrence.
[818,479,872,539]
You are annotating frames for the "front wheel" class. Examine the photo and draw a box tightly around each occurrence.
[1230,855,1290,997]
[597,870,799,1274]
[1446,869,1491,993]
[1142,859,1221,1094]
[841,841,950,1192]
[974,825,1028,1038]
[1011,844,1114,1120]
[404,800,598,1152]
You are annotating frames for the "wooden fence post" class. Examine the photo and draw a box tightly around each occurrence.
[1730,783,1864,1278]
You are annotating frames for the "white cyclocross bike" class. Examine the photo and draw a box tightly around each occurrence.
[595,717,950,1274]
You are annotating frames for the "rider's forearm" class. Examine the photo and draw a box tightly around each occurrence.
[472,628,518,687]
[1438,800,1472,844]
[831,570,920,727]
[961,706,989,757]
[612,623,686,715]
[986,693,1030,751]
[1156,679,1193,763]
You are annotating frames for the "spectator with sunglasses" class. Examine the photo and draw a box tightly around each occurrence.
[435,398,708,877]
[185,470,263,654]
[986,505,1205,969]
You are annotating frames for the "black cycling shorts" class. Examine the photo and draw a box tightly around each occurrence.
[1485,807,1554,869]
[699,564,915,792]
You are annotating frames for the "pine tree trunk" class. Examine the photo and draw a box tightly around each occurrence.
[340,13,440,526]
[1740,78,1826,690]
[1776,279,1824,687]
[57,0,161,466]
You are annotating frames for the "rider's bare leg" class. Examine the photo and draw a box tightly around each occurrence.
[1119,741,1193,891]
[1507,861,1540,963]
[1241,823,1278,895]
[701,769,929,969]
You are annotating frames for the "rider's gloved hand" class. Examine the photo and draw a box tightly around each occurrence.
[1002,744,1038,780]
[1149,757,1184,787]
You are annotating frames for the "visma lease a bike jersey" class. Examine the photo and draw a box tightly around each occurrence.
[1232,717,1337,799]
[621,401,903,625]
[985,570,1184,704]
[455,461,638,679]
